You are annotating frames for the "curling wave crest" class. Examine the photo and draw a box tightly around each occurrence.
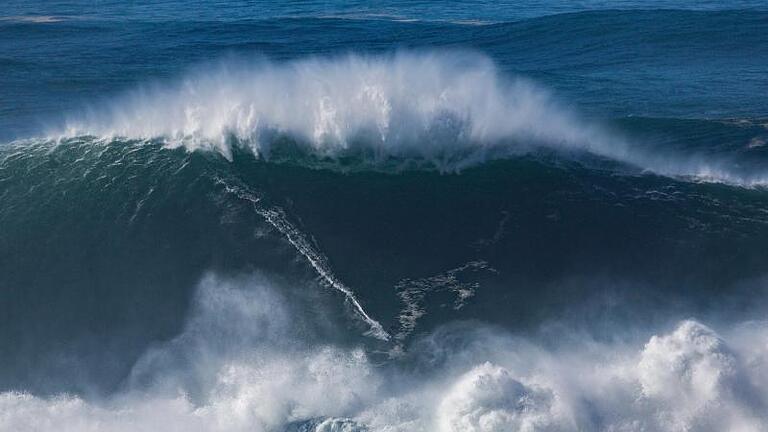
[63,53,586,161]
[2,273,768,432]
[55,52,768,186]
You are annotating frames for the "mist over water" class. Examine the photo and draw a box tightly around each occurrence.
[57,53,768,187]
[3,273,768,431]
[3,2,768,432]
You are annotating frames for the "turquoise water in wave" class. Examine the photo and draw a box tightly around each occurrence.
[2,2,768,431]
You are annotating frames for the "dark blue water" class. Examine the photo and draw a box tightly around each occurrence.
[2,2,768,431]
[3,2,768,140]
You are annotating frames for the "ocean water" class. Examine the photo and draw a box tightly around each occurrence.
[2,2,768,431]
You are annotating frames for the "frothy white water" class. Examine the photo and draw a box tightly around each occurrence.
[64,52,582,162]
[3,273,768,432]
[57,52,768,187]
[0,15,68,23]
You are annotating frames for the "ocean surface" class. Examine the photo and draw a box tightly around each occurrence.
[2,1,768,431]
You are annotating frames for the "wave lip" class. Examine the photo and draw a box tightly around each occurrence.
[59,52,610,162]
[52,52,768,188]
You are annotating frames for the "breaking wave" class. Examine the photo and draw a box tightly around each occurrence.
[54,52,768,187]
[2,273,767,432]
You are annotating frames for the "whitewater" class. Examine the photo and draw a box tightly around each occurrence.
[3,273,768,431]
[54,53,768,188]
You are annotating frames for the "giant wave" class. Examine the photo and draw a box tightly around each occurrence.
[4,50,768,432]
[4,3,768,432]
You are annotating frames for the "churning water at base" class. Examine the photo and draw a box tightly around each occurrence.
[3,273,768,431]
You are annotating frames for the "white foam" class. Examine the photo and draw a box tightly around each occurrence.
[57,52,768,187]
[3,275,768,432]
[64,52,564,161]
[436,362,561,432]
[0,15,68,23]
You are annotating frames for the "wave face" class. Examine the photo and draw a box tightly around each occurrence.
[2,135,768,392]
[3,3,768,432]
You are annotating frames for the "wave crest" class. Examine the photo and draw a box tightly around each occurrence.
[61,53,610,162]
[3,272,768,431]
[52,52,768,187]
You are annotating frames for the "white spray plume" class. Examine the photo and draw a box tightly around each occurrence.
[3,272,768,432]
[57,52,768,186]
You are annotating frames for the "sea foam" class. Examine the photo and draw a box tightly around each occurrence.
[2,273,768,432]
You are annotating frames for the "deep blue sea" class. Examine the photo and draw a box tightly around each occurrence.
[2,2,768,431]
